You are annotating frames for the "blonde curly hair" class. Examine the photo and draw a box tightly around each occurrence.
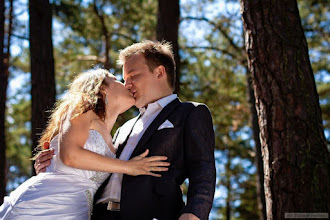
[37,68,112,151]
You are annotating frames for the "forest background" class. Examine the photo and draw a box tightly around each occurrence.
[0,0,329,219]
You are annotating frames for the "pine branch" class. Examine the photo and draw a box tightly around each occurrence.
[75,55,105,63]
[184,45,236,58]
[11,34,29,41]
[181,16,243,54]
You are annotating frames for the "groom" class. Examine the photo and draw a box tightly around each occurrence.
[35,40,216,220]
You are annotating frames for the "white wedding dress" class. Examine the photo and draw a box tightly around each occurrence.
[0,130,114,220]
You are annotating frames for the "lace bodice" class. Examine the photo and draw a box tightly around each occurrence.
[46,130,115,185]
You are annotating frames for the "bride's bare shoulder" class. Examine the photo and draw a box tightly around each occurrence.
[70,110,98,127]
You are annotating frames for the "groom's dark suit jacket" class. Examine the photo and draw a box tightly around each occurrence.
[94,98,216,220]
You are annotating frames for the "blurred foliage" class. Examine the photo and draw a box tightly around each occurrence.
[52,0,157,95]
[5,71,31,190]
[179,0,257,218]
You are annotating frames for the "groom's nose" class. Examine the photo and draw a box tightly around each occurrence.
[124,79,132,89]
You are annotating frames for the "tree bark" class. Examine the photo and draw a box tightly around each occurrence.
[0,0,7,205]
[157,0,180,93]
[29,0,56,175]
[240,0,329,219]
[0,0,13,204]
[247,72,266,220]
[242,22,267,219]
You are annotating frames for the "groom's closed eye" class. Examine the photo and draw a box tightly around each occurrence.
[130,73,139,79]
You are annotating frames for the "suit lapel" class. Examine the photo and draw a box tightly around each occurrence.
[116,114,141,158]
[130,98,181,158]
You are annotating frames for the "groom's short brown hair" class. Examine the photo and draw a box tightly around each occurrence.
[117,40,176,91]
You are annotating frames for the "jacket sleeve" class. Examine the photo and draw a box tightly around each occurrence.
[182,104,216,220]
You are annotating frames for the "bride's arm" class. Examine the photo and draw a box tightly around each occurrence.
[59,111,169,177]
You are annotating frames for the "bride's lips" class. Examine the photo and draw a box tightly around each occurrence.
[129,90,137,98]
[127,88,135,98]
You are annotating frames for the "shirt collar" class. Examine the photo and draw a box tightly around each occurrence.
[139,94,178,115]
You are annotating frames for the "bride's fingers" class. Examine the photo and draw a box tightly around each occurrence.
[38,168,46,173]
[39,149,54,163]
[137,149,149,158]
[149,161,170,167]
[149,167,169,172]
[30,149,54,161]
[145,171,162,177]
[35,160,51,174]
[146,156,168,162]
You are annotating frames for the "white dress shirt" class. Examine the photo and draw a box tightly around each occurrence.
[97,94,178,204]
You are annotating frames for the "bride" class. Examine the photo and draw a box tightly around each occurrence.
[0,69,169,220]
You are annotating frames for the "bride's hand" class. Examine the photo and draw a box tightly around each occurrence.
[127,149,170,177]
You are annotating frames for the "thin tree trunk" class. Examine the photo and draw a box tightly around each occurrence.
[240,0,329,219]
[0,0,13,204]
[246,72,266,220]
[157,0,180,93]
[225,156,231,220]
[0,0,7,205]
[29,0,56,175]
[93,0,111,70]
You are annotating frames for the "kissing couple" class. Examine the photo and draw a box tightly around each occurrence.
[0,40,216,220]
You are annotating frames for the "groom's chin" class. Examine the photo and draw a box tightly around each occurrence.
[134,100,144,109]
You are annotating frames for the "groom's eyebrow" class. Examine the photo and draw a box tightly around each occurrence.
[123,70,131,81]
[124,69,136,79]
[127,69,136,74]
[123,68,137,81]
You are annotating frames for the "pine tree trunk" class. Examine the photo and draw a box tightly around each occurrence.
[0,0,7,205]
[0,0,13,204]
[246,73,266,220]
[157,0,180,93]
[29,0,56,175]
[240,0,329,219]
[93,1,111,70]
[225,154,231,220]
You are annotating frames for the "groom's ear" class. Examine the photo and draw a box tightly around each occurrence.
[154,65,166,80]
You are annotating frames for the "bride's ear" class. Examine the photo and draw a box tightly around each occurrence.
[99,85,107,95]
[101,91,107,100]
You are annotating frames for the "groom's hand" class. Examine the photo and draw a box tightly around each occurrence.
[179,213,200,220]
[34,149,54,174]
